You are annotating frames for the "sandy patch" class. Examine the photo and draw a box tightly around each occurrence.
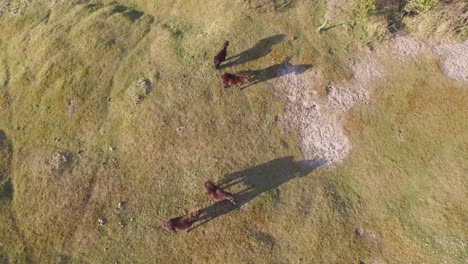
[432,40,468,83]
[276,36,467,165]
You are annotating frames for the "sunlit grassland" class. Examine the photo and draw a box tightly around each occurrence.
[0,0,466,263]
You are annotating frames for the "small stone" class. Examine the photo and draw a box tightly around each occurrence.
[98,218,107,226]
[355,228,363,237]
[135,95,144,104]
[325,83,333,95]
[119,221,125,228]
[105,97,112,102]
[111,158,117,162]
[109,146,116,152]
[118,201,126,210]
[54,137,61,142]
[397,128,404,140]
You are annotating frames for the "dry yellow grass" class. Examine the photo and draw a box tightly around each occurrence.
[0,0,466,263]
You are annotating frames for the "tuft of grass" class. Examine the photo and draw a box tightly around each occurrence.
[405,0,439,13]
[404,0,468,40]
[346,0,466,41]
[352,0,377,20]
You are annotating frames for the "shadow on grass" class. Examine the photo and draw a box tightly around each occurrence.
[191,156,326,230]
[274,0,296,11]
[0,130,6,141]
[220,34,286,69]
[124,10,144,22]
[239,59,313,89]
[112,4,145,23]
[0,129,13,201]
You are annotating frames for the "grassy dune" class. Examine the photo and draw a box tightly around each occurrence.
[0,0,467,263]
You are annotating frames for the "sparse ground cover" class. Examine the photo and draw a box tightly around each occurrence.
[0,0,467,263]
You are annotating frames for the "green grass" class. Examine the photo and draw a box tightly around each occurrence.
[334,57,468,263]
[405,0,440,13]
[0,0,467,263]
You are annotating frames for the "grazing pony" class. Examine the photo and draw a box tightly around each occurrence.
[163,209,201,232]
[220,73,251,88]
[214,41,229,69]
[204,180,237,205]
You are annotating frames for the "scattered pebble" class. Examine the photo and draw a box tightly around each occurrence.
[105,97,112,102]
[98,218,107,226]
[135,95,144,104]
[325,83,333,95]
[397,128,404,140]
[118,201,126,210]
[119,221,125,229]
[54,137,61,142]
[109,146,116,152]
[355,228,363,237]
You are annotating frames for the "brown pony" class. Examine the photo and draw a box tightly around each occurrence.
[163,209,201,232]
[221,73,251,88]
[214,41,229,69]
[204,180,237,205]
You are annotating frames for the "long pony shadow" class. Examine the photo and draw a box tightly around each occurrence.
[240,59,313,89]
[220,34,286,69]
[192,156,327,230]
